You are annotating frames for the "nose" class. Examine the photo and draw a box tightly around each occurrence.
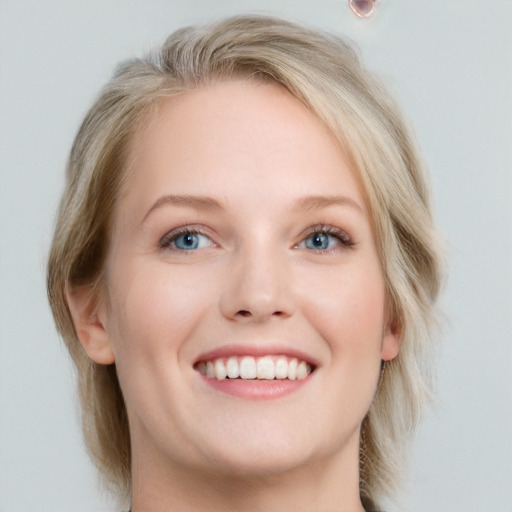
[219,244,295,323]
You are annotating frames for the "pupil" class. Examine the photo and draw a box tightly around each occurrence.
[314,234,326,248]
[184,234,195,246]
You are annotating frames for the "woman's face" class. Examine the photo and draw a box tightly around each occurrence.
[98,80,399,477]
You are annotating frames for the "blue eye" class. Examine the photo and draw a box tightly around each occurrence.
[165,231,214,251]
[297,226,353,252]
[304,232,338,250]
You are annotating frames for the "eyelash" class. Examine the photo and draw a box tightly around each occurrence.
[159,224,354,252]
[159,226,215,251]
[300,224,354,253]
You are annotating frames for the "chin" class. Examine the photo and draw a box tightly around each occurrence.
[203,443,318,478]
[187,414,358,479]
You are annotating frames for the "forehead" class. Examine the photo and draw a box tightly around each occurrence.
[120,80,366,216]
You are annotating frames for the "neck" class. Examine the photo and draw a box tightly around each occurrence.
[130,434,365,512]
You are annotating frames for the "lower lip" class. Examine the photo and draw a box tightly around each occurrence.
[199,375,311,400]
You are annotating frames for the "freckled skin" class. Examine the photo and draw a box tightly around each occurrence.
[95,81,399,511]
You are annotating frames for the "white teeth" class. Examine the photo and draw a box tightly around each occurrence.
[214,359,227,380]
[296,360,308,380]
[226,356,239,379]
[198,355,313,381]
[275,357,288,379]
[239,356,257,379]
[287,358,298,380]
[256,356,275,380]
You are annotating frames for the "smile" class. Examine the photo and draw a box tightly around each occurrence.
[195,355,314,381]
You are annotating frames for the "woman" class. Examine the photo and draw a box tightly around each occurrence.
[47,15,443,512]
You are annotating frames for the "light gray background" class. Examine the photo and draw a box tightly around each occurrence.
[1,1,510,511]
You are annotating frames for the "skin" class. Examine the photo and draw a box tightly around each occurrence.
[69,80,399,512]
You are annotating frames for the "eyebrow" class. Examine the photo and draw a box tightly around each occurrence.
[142,194,226,223]
[293,195,364,214]
[142,193,364,223]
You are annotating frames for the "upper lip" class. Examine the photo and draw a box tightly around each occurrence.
[194,344,319,367]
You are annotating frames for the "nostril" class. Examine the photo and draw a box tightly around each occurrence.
[236,309,285,319]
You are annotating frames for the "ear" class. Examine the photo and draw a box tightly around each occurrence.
[381,315,400,362]
[66,285,115,365]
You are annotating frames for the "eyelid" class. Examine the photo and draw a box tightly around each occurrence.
[158,223,353,252]
[159,225,217,250]
[296,224,354,250]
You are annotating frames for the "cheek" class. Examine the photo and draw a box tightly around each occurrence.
[299,262,387,355]
[106,260,217,364]
[298,259,386,405]
[104,260,221,431]
[295,261,386,438]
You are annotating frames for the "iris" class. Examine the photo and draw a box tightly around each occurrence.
[172,232,211,250]
[305,232,335,251]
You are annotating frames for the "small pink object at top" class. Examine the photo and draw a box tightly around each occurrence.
[349,0,377,18]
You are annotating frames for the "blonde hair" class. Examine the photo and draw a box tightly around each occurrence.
[47,15,443,509]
